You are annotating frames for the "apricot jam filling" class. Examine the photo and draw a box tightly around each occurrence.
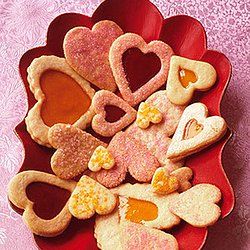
[40,70,91,127]
[183,119,203,140]
[179,68,197,88]
[124,198,158,223]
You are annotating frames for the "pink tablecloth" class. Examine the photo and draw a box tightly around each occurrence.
[0,0,249,249]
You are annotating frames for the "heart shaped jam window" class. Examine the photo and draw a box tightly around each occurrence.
[179,68,197,88]
[122,48,161,92]
[183,119,204,140]
[124,198,158,223]
[40,70,91,127]
[26,182,71,220]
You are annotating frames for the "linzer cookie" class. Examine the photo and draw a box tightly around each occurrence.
[64,20,123,92]
[167,56,217,105]
[7,171,76,237]
[95,132,160,188]
[169,184,221,227]
[167,103,227,161]
[109,33,174,106]
[120,221,178,250]
[25,55,95,147]
[48,123,106,179]
[112,183,180,229]
[68,175,116,219]
[91,90,137,137]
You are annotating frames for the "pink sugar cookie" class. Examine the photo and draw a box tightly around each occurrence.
[64,20,123,92]
[120,222,178,250]
[95,132,160,187]
[109,33,174,106]
[91,90,137,137]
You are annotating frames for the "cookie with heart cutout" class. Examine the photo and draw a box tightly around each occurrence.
[169,183,221,227]
[25,55,95,147]
[109,33,174,106]
[94,131,160,188]
[48,123,106,179]
[167,102,227,161]
[68,175,117,219]
[120,221,178,250]
[7,170,76,237]
[91,90,137,137]
[166,55,217,105]
[112,183,180,230]
[151,167,193,195]
[64,20,123,92]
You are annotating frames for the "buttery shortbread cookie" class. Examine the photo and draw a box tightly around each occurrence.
[167,102,227,161]
[112,183,180,230]
[167,55,217,105]
[7,171,76,237]
[64,20,123,92]
[25,55,95,147]
[48,123,106,179]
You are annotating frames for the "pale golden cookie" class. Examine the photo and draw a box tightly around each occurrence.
[166,56,217,105]
[167,102,227,161]
[25,55,95,147]
[69,175,116,219]
[7,171,76,237]
[169,184,221,227]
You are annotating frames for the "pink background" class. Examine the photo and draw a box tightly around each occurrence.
[0,0,249,249]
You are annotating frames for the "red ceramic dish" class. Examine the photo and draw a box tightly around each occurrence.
[15,0,234,249]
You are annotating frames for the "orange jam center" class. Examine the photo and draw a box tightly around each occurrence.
[40,70,91,127]
[179,68,197,88]
[125,198,158,223]
[184,119,203,140]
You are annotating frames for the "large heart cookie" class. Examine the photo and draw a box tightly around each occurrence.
[64,20,123,92]
[109,33,174,106]
[166,56,217,105]
[169,184,221,227]
[120,221,178,250]
[7,171,76,237]
[91,90,137,137]
[48,123,106,179]
[25,55,95,147]
[167,102,227,161]
[69,175,116,219]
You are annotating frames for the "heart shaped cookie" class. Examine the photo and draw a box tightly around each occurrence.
[167,102,227,161]
[7,171,76,237]
[64,20,123,92]
[68,175,116,219]
[166,55,217,105]
[48,123,106,179]
[88,145,115,172]
[25,55,95,147]
[120,221,178,250]
[95,132,160,188]
[109,33,174,106]
[91,90,137,137]
[169,184,221,227]
[136,102,162,129]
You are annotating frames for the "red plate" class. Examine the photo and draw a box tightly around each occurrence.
[15,0,234,249]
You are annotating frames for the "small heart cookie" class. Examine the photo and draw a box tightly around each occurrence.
[171,167,193,192]
[7,171,76,237]
[120,221,178,250]
[169,184,221,227]
[167,56,217,105]
[109,33,174,106]
[136,102,162,129]
[167,103,227,161]
[69,175,116,219]
[48,123,106,179]
[91,90,137,137]
[64,20,123,91]
[88,145,115,172]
